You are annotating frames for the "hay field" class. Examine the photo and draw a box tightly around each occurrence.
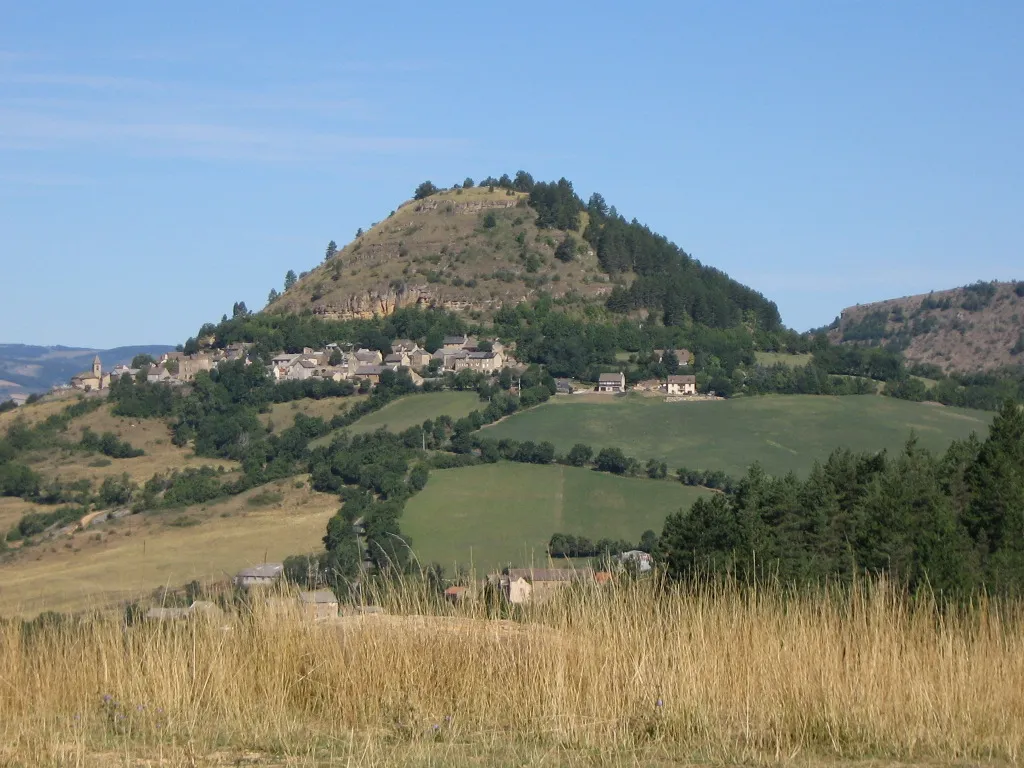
[0,480,337,616]
[2,579,1023,766]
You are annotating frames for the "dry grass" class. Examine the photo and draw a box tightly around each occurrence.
[0,481,337,616]
[260,395,367,430]
[2,579,1023,766]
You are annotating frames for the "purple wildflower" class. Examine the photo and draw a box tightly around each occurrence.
[656,698,663,708]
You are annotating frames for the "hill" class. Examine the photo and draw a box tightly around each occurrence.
[484,394,990,479]
[264,175,782,333]
[828,281,1024,373]
[0,343,175,397]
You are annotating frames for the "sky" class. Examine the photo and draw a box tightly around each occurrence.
[1,1,1022,347]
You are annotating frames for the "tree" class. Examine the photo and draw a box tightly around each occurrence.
[284,270,297,291]
[565,443,593,467]
[555,235,576,263]
[232,301,249,318]
[328,348,343,366]
[267,288,280,305]
[414,181,439,200]
[462,177,474,189]
[355,228,364,238]
[482,212,497,229]
[595,447,629,474]
[325,240,337,261]
[131,354,155,369]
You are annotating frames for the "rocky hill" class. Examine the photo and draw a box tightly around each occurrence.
[269,185,612,321]
[266,177,782,333]
[828,281,1024,373]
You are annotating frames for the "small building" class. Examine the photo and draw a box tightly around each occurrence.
[390,339,417,354]
[596,372,626,394]
[353,348,384,365]
[454,350,505,373]
[666,374,696,396]
[442,335,476,351]
[298,590,339,620]
[619,550,654,573]
[555,379,574,395]
[234,563,284,588]
[407,348,432,369]
[354,364,383,386]
[70,355,110,392]
[444,585,470,603]
[384,352,410,367]
[496,567,594,605]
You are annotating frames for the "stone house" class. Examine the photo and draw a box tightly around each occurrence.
[453,350,505,373]
[666,374,696,396]
[495,567,595,605]
[298,590,339,620]
[234,563,283,588]
[354,364,383,386]
[596,372,626,393]
[407,347,431,369]
[384,351,410,367]
[146,365,173,384]
[353,348,384,365]
[391,339,417,354]
[442,335,476,351]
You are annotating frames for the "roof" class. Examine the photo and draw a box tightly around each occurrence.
[383,353,405,363]
[598,372,624,382]
[594,571,613,586]
[444,586,468,596]
[299,360,318,369]
[667,374,696,384]
[443,335,467,344]
[467,351,496,359]
[355,364,383,376]
[236,563,283,579]
[299,590,338,604]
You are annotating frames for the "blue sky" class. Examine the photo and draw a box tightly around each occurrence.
[2,1,1022,347]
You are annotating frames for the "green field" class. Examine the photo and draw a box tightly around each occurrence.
[755,351,814,367]
[350,392,481,434]
[484,394,990,478]
[312,392,482,446]
[402,462,711,571]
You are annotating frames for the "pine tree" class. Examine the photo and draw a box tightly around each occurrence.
[325,240,337,261]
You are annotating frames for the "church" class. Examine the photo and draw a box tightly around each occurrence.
[70,355,111,392]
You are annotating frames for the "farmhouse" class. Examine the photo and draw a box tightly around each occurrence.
[234,563,283,588]
[298,590,339,620]
[596,372,626,393]
[666,374,696,396]
[354,364,383,386]
[454,350,505,373]
[495,567,595,604]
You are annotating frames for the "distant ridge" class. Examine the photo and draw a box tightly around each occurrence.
[828,281,1024,373]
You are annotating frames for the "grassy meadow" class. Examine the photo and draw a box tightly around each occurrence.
[4,579,1024,767]
[402,462,710,571]
[485,394,990,478]
[0,480,337,616]
[348,391,481,435]
[754,350,814,367]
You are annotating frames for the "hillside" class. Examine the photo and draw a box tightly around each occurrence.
[828,281,1024,373]
[484,394,990,479]
[0,343,175,397]
[266,176,782,332]
[269,185,609,319]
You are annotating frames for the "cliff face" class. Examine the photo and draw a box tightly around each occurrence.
[829,282,1024,373]
[268,186,611,321]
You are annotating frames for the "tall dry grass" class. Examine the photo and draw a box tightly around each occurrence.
[2,577,1023,766]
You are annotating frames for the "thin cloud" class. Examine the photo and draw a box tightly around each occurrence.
[0,109,464,162]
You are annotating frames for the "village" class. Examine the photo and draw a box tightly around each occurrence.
[61,337,702,398]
